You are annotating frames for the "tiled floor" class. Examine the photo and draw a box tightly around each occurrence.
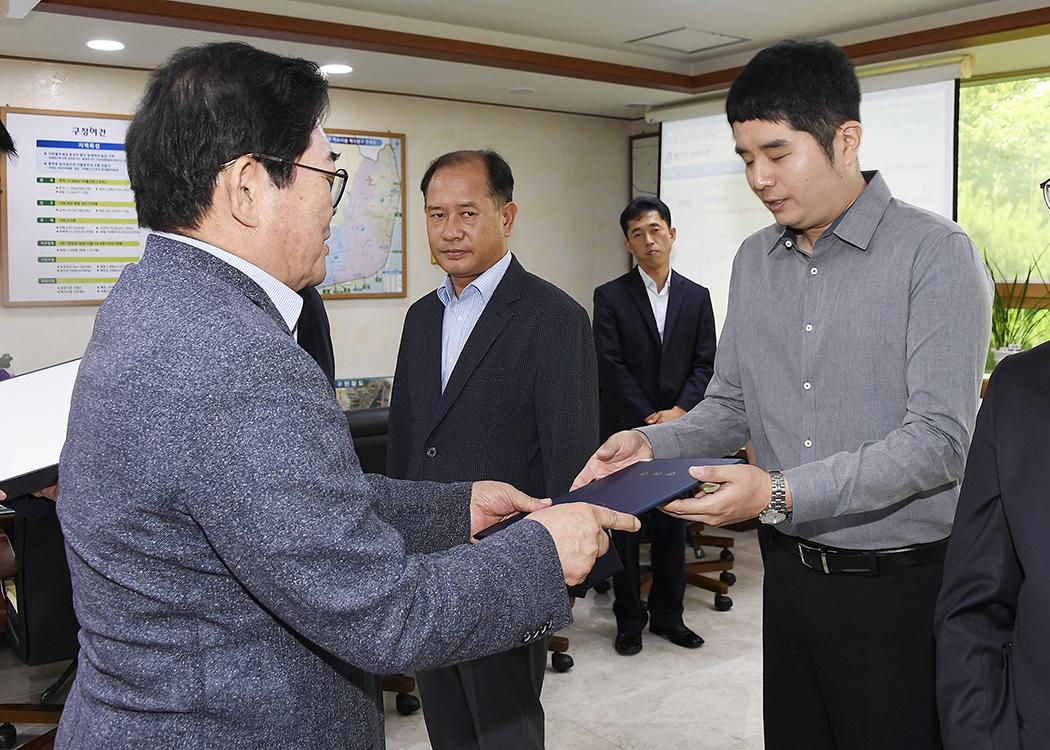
[385,528,764,750]
[0,528,764,750]
[0,646,70,747]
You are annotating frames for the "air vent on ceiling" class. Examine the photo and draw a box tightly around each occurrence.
[627,27,747,55]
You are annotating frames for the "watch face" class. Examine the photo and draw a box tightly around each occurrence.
[759,509,787,525]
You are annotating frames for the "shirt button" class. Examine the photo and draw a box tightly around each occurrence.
[805,324,813,332]
[785,240,793,248]
[426,447,437,457]
[810,267,818,275]
[804,439,812,448]
[803,382,812,390]
[457,316,463,321]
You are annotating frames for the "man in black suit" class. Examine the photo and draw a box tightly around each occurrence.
[592,197,716,655]
[934,178,1050,750]
[386,150,598,750]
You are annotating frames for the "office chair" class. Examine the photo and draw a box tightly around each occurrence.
[1,516,70,750]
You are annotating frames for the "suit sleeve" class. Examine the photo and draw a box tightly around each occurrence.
[592,284,656,428]
[537,301,600,496]
[178,337,572,676]
[673,286,717,411]
[934,371,1023,750]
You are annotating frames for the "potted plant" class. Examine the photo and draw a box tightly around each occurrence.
[0,353,11,381]
[984,252,1050,365]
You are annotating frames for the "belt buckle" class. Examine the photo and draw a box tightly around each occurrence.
[797,540,831,574]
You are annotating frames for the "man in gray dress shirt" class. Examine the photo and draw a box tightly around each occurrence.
[575,39,992,750]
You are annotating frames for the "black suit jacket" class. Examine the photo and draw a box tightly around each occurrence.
[592,268,716,441]
[386,256,598,502]
[935,342,1050,750]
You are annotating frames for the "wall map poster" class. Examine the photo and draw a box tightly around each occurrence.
[318,130,406,299]
[2,108,148,307]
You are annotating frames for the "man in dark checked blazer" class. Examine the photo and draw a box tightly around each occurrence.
[54,43,636,750]
[387,150,599,750]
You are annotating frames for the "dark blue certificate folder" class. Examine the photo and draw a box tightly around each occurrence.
[475,457,744,589]
[475,457,744,539]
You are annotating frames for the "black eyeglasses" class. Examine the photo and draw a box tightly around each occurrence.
[222,154,348,208]
[1041,177,1050,212]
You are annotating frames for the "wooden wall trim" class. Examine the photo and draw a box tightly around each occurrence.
[841,6,1050,66]
[35,0,697,92]
[35,0,1050,95]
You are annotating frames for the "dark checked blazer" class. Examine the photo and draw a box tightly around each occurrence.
[386,256,598,502]
[54,234,571,750]
[935,341,1050,750]
[592,268,716,441]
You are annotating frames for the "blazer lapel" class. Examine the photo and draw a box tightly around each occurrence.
[625,269,661,345]
[420,294,445,420]
[432,258,522,425]
[663,270,685,351]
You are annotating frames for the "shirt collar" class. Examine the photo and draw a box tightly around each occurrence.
[637,265,671,296]
[437,250,513,307]
[154,231,304,335]
[767,170,891,255]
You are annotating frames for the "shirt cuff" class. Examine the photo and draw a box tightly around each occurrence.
[781,463,836,525]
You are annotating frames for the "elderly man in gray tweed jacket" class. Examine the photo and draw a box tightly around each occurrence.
[54,41,637,750]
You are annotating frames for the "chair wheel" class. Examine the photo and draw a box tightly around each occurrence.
[551,652,574,672]
[720,549,734,561]
[714,594,733,611]
[0,722,16,750]
[395,692,420,716]
[593,579,611,594]
[720,571,736,586]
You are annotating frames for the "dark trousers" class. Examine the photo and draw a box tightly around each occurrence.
[611,509,687,632]
[416,637,549,750]
[762,537,943,750]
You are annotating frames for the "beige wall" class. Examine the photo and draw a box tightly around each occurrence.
[1,58,632,377]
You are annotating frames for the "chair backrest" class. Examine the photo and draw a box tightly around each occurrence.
[6,504,80,666]
[345,407,390,475]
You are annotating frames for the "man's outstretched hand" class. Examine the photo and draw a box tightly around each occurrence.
[571,430,653,490]
[469,480,551,536]
[526,503,639,585]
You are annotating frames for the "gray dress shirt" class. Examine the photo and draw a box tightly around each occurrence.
[641,171,993,549]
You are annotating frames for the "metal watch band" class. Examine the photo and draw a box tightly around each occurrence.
[759,470,788,525]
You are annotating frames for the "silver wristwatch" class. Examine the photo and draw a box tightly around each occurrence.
[759,470,787,525]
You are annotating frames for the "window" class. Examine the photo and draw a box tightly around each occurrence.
[958,73,1050,356]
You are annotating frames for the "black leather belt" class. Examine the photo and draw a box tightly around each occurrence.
[770,526,949,575]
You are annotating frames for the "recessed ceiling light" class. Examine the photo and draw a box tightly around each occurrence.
[319,64,353,76]
[87,40,124,51]
[504,87,536,95]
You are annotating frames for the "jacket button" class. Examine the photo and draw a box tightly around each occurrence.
[426,447,437,458]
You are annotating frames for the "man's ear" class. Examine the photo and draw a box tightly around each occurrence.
[838,121,863,169]
[220,156,267,229]
[501,201,518,237]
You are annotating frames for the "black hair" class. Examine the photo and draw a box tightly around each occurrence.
[420,150,513,208]
[0,121,15,158]
[619,197,672,237]
[125,41,330,232]
[725,39,860,162]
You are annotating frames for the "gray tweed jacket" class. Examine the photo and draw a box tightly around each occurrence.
[55,234,570,749]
